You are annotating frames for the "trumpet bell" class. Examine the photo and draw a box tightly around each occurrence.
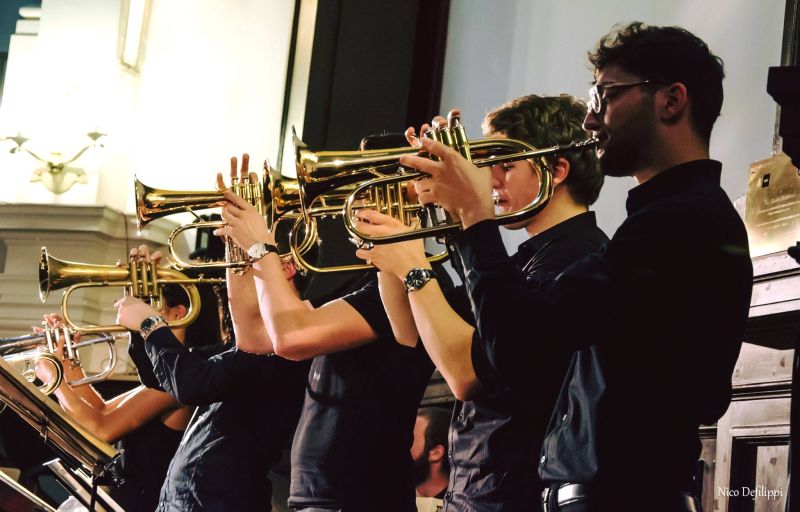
[135,176,229,231]
[39,247,129,303]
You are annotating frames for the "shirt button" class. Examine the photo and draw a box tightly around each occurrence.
[458,412,465,422]
[540,455,547,464]
[445,491,452,500]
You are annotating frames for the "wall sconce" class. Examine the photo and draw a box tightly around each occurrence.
[2,131,107,195]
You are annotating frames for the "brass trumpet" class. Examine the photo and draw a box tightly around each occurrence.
[39,247,223,333]
[293,116,597,244]
[1,327,123,394]
[135,164,305,272]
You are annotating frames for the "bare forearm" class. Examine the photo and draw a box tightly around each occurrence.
[407,282,480,399]
[54,384,106,437]
[252,254,313,345]
[377,272,419,346]
[227,269,273,353]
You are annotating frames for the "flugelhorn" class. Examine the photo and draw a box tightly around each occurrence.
[1,327,123,393]
[294,116,597,244]
[135,164,306,273]
[39,247,223,333]
[292,130,450,272]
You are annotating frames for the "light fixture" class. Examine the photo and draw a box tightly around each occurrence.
[118,0,152,71]
[2,131,107,195]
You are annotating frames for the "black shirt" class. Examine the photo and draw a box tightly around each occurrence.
[444,212,608,511]
[289,270,451,511]
[145,328,308,511]
[460,160,753,491]
[110,418,183,512]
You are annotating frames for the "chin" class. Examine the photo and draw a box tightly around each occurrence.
[501,221,527,231]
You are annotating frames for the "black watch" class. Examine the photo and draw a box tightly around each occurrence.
[403,268,436,293]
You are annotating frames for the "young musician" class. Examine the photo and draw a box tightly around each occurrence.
[218,146,452,511]
[354,94,606,511]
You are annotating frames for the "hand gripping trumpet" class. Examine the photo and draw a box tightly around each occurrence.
[0,327,123,394]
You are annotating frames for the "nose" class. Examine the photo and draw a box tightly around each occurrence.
[583,109,601,132]
[489,165,504,189]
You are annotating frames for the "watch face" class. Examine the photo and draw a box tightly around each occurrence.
[405,269,433,291]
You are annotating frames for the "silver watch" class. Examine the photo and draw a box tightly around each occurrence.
[403,268,437,293]
[247,242,279,263]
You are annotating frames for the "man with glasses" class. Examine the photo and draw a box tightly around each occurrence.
[394,22,753,511]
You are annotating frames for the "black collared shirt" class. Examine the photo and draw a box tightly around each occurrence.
[460,160,753,491]
[145,329,308,511]
[444,212,608,511]
[289,270,452,512]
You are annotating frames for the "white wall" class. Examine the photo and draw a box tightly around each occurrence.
[0,0,296,215]
[441,0,786,246]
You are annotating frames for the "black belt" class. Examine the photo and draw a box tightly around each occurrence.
[541,483,701,511]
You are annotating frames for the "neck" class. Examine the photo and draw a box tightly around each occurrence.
[415,470,449,498]
[173,328,187,344]
[525,190,588,237]
[631,130,709,185]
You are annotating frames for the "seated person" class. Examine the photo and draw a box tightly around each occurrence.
[412,407,451,502]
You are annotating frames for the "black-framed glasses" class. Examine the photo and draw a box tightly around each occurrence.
[587,80,660,114]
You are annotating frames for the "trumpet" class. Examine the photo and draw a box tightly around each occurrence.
[39,247,224,334]
[135,164,308,273]
[1,328,123,394]
[293,115,597,244]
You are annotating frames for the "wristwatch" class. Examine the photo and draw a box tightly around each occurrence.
[403,268,437,293]
[140,315,168,340]
[247,242,279,263]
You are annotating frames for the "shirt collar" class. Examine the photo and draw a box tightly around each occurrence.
[516,211,598,261]
[626,159,722,215]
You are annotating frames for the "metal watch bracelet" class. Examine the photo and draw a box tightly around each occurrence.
[140,315,168,341]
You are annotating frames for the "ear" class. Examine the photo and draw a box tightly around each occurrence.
[550,157,570,187]
[660,82,689,124]
[428,444,445,463]
[171,304,189,321]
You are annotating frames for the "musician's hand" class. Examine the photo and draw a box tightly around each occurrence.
[34,356,60,387]
[114,296,159,331]
[217,190,274,251]
[129,244,163,266]
[352,209,429,279]
[216,153,258,191]
[399,136,493,228]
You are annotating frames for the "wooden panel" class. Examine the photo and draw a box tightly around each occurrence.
[754,444,788,511]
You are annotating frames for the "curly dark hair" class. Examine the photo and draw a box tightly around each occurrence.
[588,22,724,145]
[482,94,603,206]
